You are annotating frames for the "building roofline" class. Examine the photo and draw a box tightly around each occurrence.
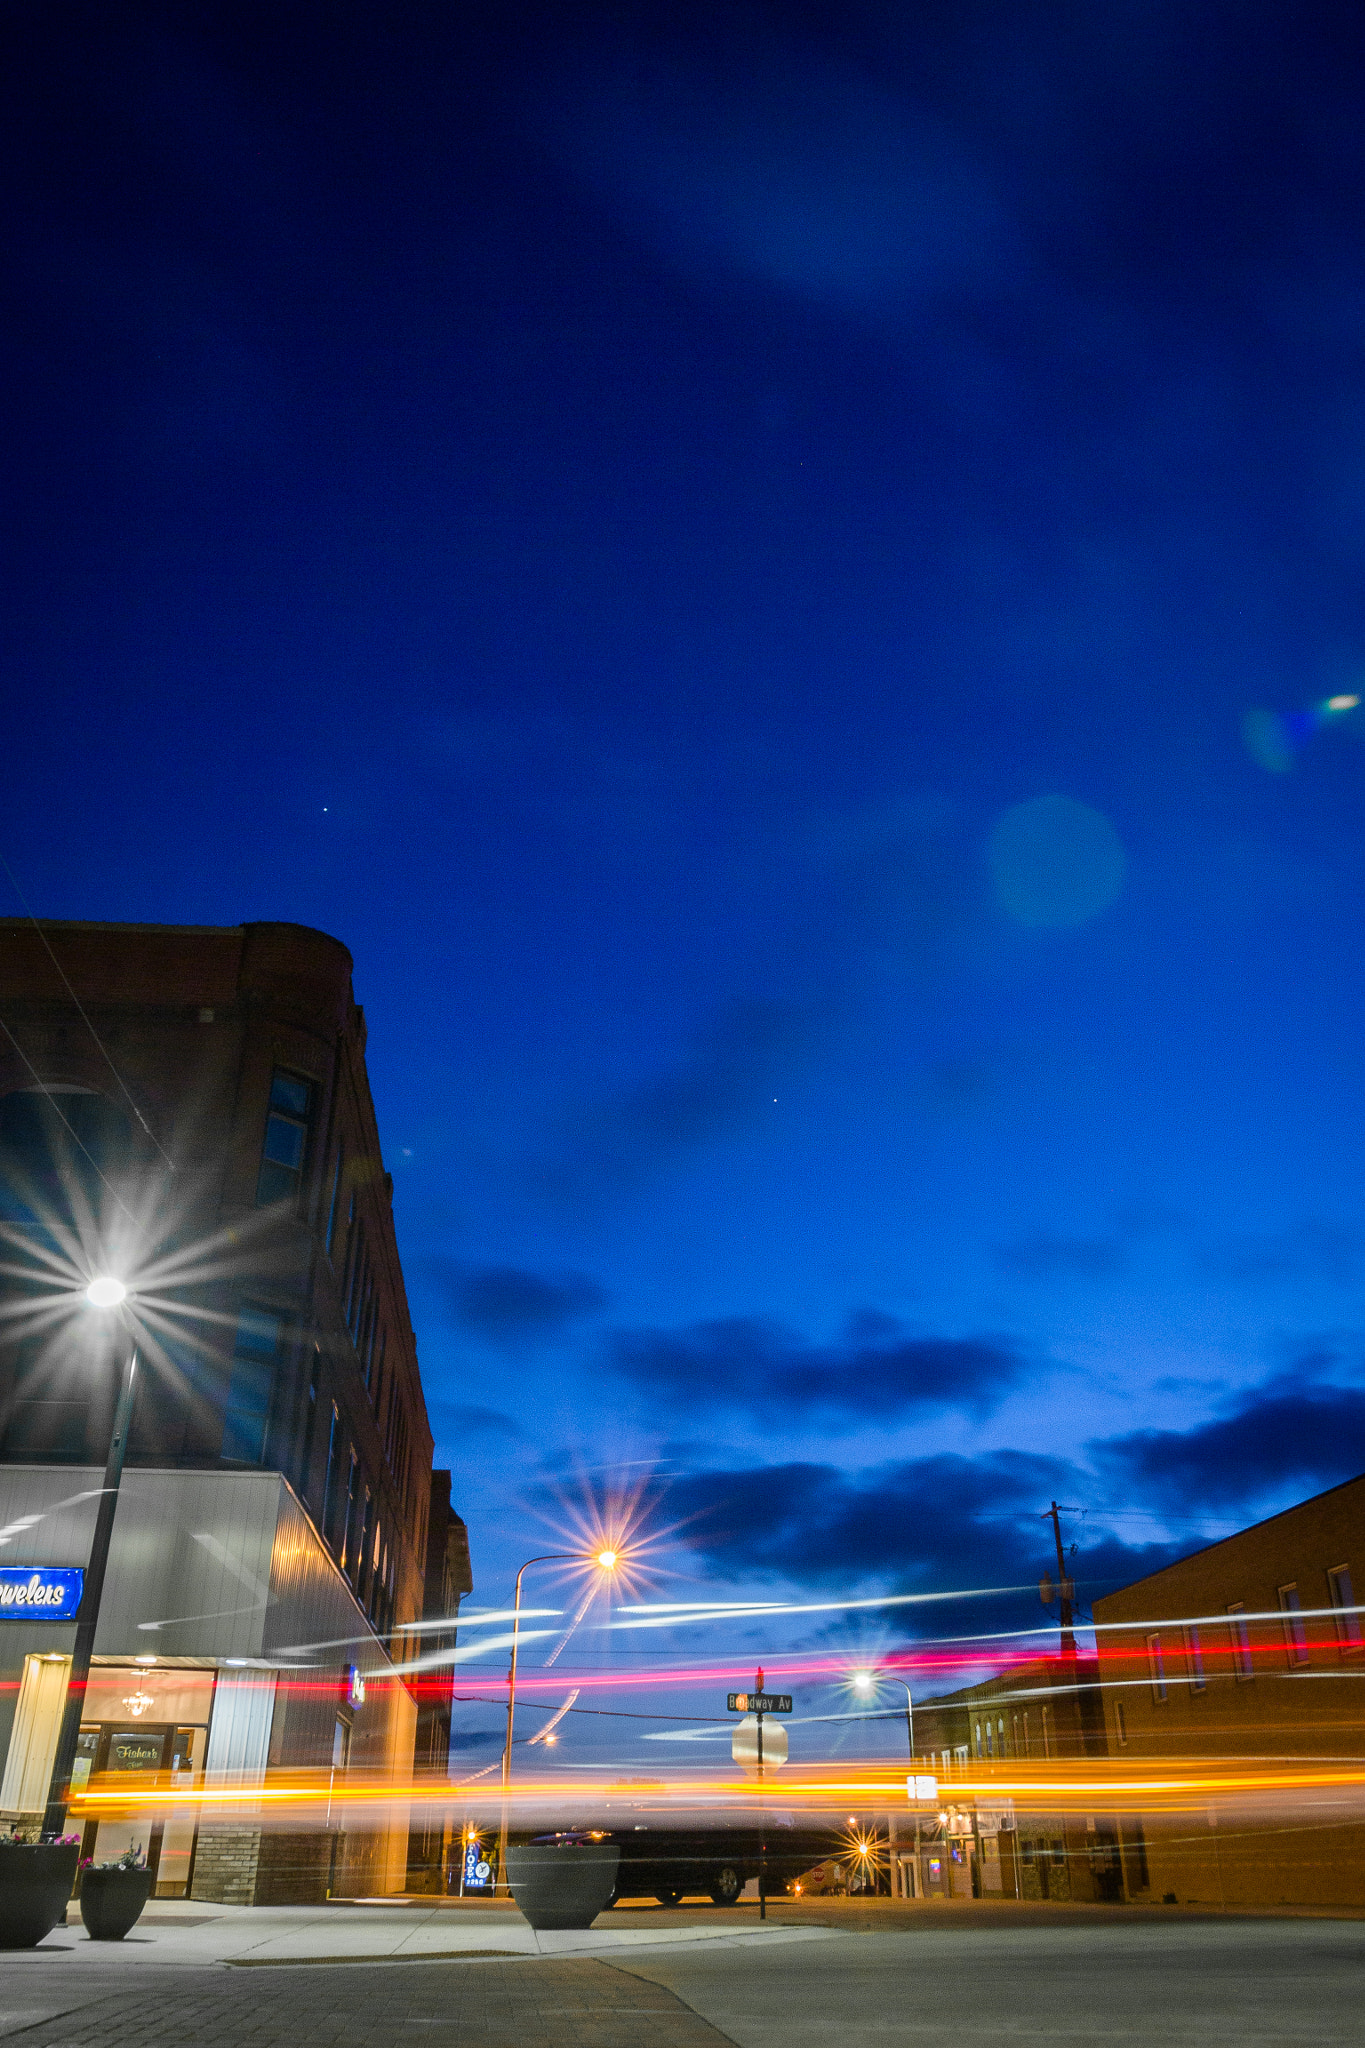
[1094,1467,1365,1606]
[0,916,351,954]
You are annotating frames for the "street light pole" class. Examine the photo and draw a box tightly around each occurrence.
[854,1669,919,1900]
[42,1279,137,1840]
[496,1547,617,1894]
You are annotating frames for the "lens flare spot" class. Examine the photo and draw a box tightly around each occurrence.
[988,795,1126,930]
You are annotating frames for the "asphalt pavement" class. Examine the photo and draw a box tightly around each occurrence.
[0,1898,1357,2048]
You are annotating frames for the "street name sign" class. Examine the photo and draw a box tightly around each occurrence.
[906,1774,938,1802]
[727,1692,792,1713]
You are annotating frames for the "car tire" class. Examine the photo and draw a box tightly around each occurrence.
[709,1866,742,1906]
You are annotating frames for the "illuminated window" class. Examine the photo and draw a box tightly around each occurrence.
[1227,1603,1253,1680]
[1278,1584,1309,1665]
[1184,1626,1206,1693]
[256,1071,314,1208]
[1329,1565,1361,1652]
[1114,1701,1127,1746]
[1146,1632,1167,1703]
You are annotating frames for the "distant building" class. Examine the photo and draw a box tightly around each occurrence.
[406,1469,473,1893]
[1093,1473,1365,1909]
[913,1656,1122,1902]
[0,919,465,1901]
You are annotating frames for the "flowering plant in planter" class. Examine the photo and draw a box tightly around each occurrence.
[81,1846,145,1871]
[79,1846,152,1942]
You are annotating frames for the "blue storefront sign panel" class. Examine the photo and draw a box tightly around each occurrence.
[0,1568,83,1619]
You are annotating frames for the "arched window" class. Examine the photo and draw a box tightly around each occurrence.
[0,1088,135,1231]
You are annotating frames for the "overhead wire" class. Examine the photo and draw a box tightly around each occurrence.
[0,852,175,1171]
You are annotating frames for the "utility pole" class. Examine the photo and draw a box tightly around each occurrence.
[1043,1501,1077,1660]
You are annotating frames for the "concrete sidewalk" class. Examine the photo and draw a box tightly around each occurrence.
[0,1898,835,1972]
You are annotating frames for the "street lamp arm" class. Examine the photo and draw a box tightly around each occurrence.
[497,1547,617,1892]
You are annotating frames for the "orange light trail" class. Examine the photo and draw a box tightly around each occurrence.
[69,1754,1365,1826]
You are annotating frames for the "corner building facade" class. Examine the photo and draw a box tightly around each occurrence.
[1093,1474,1365,1910]
[0,920,462,1900]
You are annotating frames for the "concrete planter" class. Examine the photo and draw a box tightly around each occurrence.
[505,1842,620,1929]
[79,1867,152,1940]
[0,1844,79,1948]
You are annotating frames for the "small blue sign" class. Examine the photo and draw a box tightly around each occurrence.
[463,1841,493,1891]
[0,1568,83,1620]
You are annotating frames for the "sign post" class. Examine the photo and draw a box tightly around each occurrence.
[727,1671,792,1920]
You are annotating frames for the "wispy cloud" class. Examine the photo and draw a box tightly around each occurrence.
[992,1233,1124,1278]
[610,1310,1025,1428]
[428,1260,608,1346]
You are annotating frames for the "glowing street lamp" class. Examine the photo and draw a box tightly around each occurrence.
[40,1278,139,1839]
[496,1546,619,1891]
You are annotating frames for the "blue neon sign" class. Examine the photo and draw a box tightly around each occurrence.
[0,1568,83,1620]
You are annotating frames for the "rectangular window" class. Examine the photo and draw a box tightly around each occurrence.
[325,1144,345,1258]
[1228,1602,1253,1680]
[1329,1565,1362,1652]
[1041,1705,1052,1760]
[323,1406,343,1542]
[1114,1701,1127,1747]
[1147,1632,1167,1703]
[1279,1584,1309,1665]
[300,1346,321,1503]
[1022,1710,1030,1758]
[355,1487,372,1599]
[256,1070,314,1208]
[1184,1625,1206,1693]
[341,1451,359,1577]
[221,1305,280,1463]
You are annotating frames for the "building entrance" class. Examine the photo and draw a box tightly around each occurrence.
[76,1665,214,1894]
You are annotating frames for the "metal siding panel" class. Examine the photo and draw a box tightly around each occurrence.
[203,1669,276,1780]
[0,1467,284,1659]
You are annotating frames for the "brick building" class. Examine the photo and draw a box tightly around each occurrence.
[1093,1474,1365,1909]
[912,1656,1122,1902]
[0,919,466,1899]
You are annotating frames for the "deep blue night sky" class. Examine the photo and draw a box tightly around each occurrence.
[6,3,1365,1761]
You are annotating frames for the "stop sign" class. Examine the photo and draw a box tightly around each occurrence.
[731,1713,788,1773]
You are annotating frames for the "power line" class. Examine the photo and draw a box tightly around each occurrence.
[0,1013,140,1230]
[0,856,174,1171]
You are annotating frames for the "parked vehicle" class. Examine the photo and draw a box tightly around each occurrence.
[599,1817,842,1907]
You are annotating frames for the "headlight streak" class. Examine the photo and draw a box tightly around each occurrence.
[69,1755,1365,1827]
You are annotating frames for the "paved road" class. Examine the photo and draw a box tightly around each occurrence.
[622,1917,1365,2047]
[0,1906,1359,2048]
